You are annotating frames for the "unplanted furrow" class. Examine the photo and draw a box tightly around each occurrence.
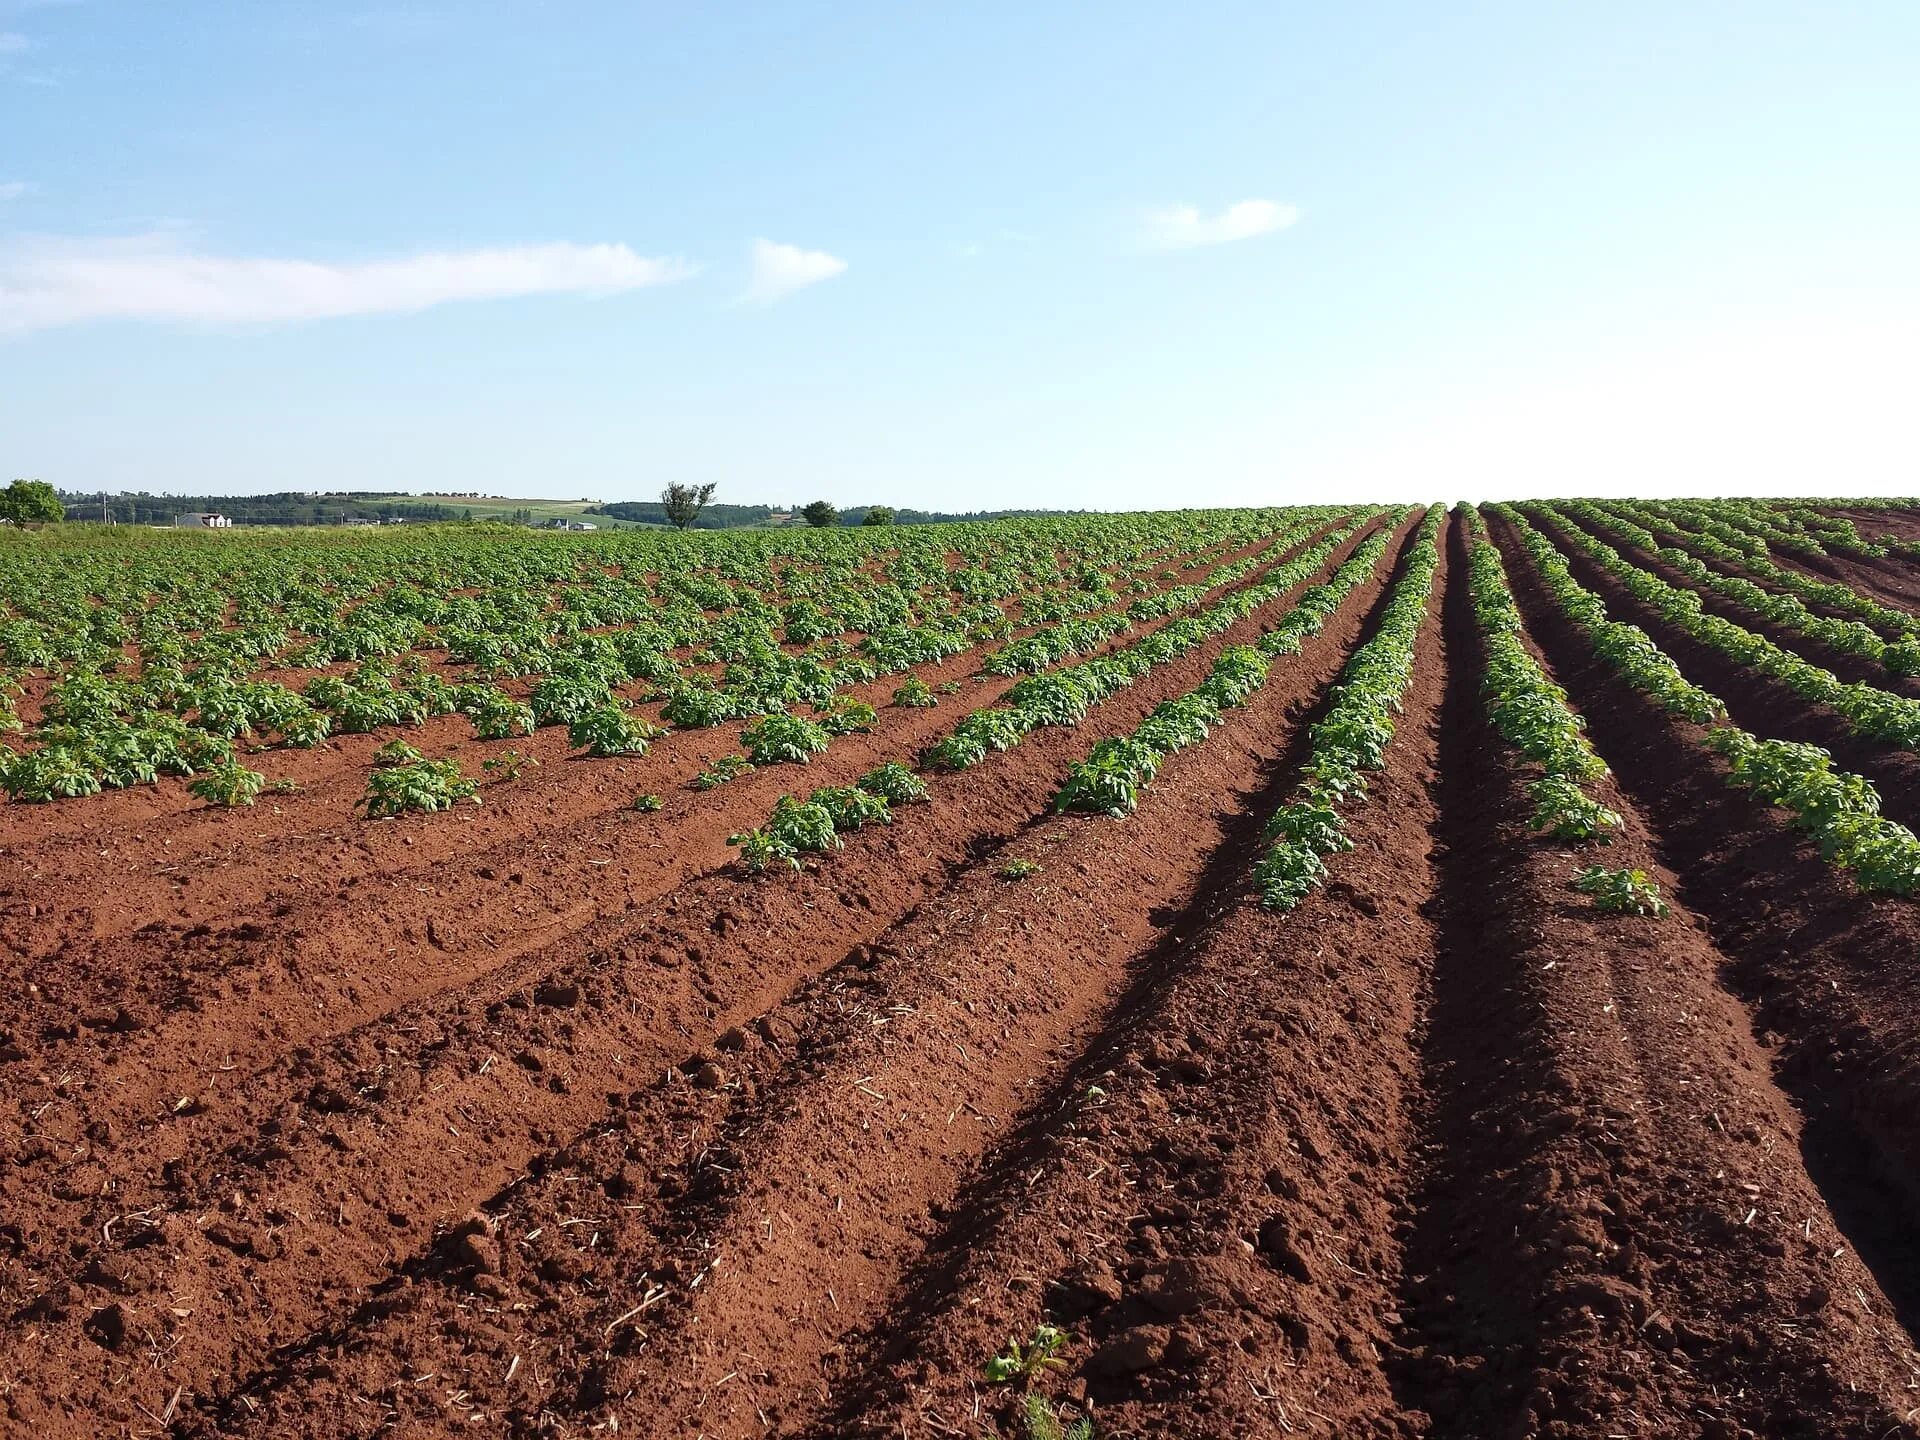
[0,527,1299,958]
[0,519,1390,1440]
[782,524,1449,1440]
[0,524,1347,1162]
[1490,512,1920,1394]
[167,517,1420,1439]
[1385,522,1917,1439]
[1532,513,1920,830]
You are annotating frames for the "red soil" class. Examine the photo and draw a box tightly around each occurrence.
[7,509,1920,1439]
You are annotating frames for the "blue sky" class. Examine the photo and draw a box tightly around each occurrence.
[3,1,1917,508]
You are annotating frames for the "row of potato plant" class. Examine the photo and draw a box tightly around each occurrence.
[1252,506,1441,910]
[348,519,1319,821]
[0,510,1307,804]
[1459,505,1620,843]
[1052,524,1399,817]
[1609,500,1920,648]
[728,762,930,871]
[692,518,1332,798]
[1565,501,1920,677]
[726,512,1394,868]
[1525,503,1920,753]
[1491,504,1920,895]
[920,514,1387,773]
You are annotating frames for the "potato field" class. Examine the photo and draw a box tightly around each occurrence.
[8,499,1920,1438]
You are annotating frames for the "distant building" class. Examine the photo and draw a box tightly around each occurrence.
[174,512,233,529]
[343,516,377,527]
[566,521,598,531]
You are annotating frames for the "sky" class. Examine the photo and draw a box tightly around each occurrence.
[2,1,1918,509]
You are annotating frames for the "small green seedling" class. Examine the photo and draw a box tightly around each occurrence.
[187,757,267,808]
[372,738,425,768]
[632,793,664,813]
[483,749,539,781]
[892,676,938,708]
[998,858,1043,881]
[984,1323,1068,1384]
[693,754,755,790]
[1572,865,1667,916]
[1022,1394,1093,1440]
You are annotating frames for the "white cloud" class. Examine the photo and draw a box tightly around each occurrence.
[0,181,30,201]
[1143,199,1300,251]
[0,31,32,51]
[0,232,693,333]
[742,237,846,305]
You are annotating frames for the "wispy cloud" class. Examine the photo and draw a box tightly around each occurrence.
[0,181,31,201]
[0,31,33,52]
[742,237,846,305]
[0,233,694,334]
[1143,199,1300,251]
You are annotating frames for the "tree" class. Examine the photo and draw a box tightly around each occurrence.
[862,505,896,526]
[661,482,718,530]
[801,500,839,528]
[0,479,63,525]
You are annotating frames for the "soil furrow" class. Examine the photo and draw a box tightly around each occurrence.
[784,515,1451,1439]
[172,517,1420,1439]
[0,523,1347,1158]
[0,519,1392,1439]
[1487,510,1920,1377]
[1385,516,1919,1438]
[0,529,1300,956]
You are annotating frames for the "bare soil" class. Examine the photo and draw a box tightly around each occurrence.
[7,510,1920,1439]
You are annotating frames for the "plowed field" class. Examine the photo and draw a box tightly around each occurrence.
[7,500,1920,1438]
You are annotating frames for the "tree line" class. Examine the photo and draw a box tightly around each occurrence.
[14,481,1086,530]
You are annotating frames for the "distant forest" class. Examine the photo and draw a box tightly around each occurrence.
[54,490,1086,529]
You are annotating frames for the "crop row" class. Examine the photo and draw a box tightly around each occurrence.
[0,512,1322,805]
[1675,498,1885,561]
[1604,501,1920,646]
[1563,501,1920,676]
[0,509,1288,681]
[919,513,1384,773]
[1253,505,1442,909]
[1524,503,1920,753]
[1459,504,1620,844]
[727,510,1394,867]
[1053,523,1399,817]
[1492,504,1920,895]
